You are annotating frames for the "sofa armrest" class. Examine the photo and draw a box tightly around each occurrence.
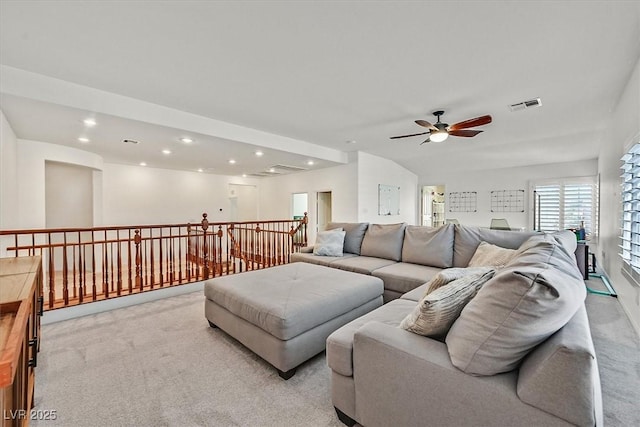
[299,246,314,253]
[518,305,602,426]
[353,322,568,427]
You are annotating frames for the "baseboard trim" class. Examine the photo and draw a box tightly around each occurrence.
[42,281,205,325]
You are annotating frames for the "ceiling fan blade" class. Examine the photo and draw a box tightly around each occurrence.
[449,129,483,137]
[415,120,438,131]
[390,131,429,139]
[420,137,431,145]
[449,115,492,131]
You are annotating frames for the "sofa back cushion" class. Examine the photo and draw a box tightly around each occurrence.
[401,224,454,268]
[327,222,369,255]
[360,223,406,261]
[453,224,539,267]
[446,234,586,375]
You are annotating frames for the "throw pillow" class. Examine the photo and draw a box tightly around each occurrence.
[422,267,495,296]
[313,230,346,256]
[446,234,586,376]
[400,268,495,337]
[401,224,454,268]
[326,222,369,255]
[467,241,517,269]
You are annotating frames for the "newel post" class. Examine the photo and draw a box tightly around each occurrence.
[134,229,142,289]
[303,212,308,246]
[201,213,210,279]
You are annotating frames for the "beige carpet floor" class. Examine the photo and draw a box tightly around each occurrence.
[31,275,639,427]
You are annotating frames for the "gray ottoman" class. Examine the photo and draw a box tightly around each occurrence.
[204,262,383,379]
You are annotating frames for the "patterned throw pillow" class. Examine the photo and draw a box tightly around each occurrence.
[313,230,346,256]
[400,268,495,337]
[423,267,495,296]
[468,241,517,269]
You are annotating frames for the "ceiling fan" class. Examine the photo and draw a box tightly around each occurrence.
[391,110,492,144]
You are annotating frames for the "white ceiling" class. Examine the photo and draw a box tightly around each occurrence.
[1,1,639,177]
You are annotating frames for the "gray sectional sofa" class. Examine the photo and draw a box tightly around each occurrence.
[292,222,602,427]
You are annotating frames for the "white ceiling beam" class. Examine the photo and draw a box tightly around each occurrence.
[0,65,348,164]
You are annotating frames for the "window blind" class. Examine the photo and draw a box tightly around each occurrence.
[621,143,640,273]
[533,178,597,239]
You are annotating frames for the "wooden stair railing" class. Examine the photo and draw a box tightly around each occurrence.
[0,213,308,311]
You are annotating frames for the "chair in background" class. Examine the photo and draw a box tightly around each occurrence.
[445,219,460,225]
[490,218,511,230]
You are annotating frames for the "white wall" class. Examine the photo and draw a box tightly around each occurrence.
[418,159,598,230]
[357,151,418,225]
[259,161,358,243]
[16,139,103,228]
[0,110,19,228]
[101,163,260,226]
[599,57,640,334]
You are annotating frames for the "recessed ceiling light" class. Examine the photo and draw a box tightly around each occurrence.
[78,137,90,143]
[162,149,171,155]
[255,151,264,157]
[242,174,247,178]
[269,168,276,173]
[180,137,193,143]
[197,168,203,173]
[139,162,147,167]
[307,160,314,166]
[83,118,97,127]
[229,159,236,164]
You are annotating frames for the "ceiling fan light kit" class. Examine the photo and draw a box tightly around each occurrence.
[391,110,492,144]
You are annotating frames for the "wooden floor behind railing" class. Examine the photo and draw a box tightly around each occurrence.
[0,213,307,310]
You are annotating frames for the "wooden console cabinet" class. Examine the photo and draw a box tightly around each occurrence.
[0,257,43,427]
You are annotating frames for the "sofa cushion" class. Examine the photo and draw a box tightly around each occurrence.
[330,256,397,275]
[400,282,429,302]
[327,222,369,255]
[400,268,495,337]
[290,251,356,267]
[446,234,587,375]
[401,224,454,268]
[326,299,416,377]
[371,262,443,295]
[453,224,539,267]
[360,223,406,261]
[467,241,517,269]
[313,229,346,256]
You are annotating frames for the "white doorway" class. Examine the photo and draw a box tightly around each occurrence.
[292,193,308,219]
[228,184,258,221]
[45,161,94,228]
[316,191,332,232]
[421,185,445,227]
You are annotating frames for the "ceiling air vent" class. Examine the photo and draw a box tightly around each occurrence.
[270,164,308,172]
[509,98,542,112]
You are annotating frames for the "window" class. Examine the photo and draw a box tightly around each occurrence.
[621,143,640,275]
[533,177,598,240]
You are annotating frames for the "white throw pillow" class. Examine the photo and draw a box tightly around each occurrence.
[468,241,516,269]
[400,268,495,337]
[313,230,346,256]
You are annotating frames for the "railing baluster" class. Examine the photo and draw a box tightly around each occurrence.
[117,230,122,296]
[47,233,54,309]
[128,229,133,293]
[62,233,69,306]
[135,230,142,291]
